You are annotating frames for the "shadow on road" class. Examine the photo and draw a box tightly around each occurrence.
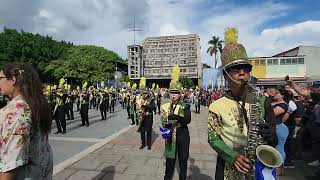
[151,129,159,146]
[93,165,115,180]
[187,158,212,180]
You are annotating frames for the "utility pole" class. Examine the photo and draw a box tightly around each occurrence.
[128,16,142,45]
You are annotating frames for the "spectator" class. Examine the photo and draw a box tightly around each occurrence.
[0,63,53,179]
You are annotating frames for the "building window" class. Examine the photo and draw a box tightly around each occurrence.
[180,60,186,64]
[180,68,186,73]
[298,58,304,64]
[291,58,297,64]
[255,60,265,66]
[189,68,196,72]
[151,49,155,53]
[153,69,160,73]
[286,59,291,64]
[280,59,286,65]
[155,61,162,65]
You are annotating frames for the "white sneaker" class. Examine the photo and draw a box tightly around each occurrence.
[308,160,320,167]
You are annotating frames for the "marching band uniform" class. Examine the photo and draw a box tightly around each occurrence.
[161,66,191,180]
[194,86,201,114]
[99,91,108,120]
[138,90,156,150]
[80,90,90,127]
[65,92,74,120]
[207,28,277,180]
[53,90,67,134]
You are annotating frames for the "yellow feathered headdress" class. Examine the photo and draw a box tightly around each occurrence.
[100,81,105,88]
[139,77,146,90]
[221,27,250,69]
[169,65,182,91]
[127,82,131,89]
[132,83,137,91]
[82,82,88,89]
[46,85,51,92]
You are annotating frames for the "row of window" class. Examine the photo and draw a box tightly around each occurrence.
[144,52,196,58]
[144,59,197,66]
[143,47,196,53]
[253,58,305,66]
[144,43,195,49]
[144,67,197,74]
[145,38,196,45]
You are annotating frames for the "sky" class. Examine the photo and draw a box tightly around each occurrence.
[1,0,320,67]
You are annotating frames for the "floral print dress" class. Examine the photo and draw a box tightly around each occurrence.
[0,95,53,179]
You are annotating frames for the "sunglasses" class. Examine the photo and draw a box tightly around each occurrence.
[227,66,252,73]
[170,91,180,94]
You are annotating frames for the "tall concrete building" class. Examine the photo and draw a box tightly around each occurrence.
[128,34,202,87]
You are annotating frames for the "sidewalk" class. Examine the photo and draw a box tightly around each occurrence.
[53,106,216,180]
[53,106,318,180]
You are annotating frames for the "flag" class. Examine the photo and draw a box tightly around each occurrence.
[254,161,277,180]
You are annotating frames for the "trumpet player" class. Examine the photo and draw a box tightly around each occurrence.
[208,28,278,180]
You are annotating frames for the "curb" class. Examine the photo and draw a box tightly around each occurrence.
[53,125,134,175]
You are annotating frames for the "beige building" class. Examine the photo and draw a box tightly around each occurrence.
[128,34,202,87]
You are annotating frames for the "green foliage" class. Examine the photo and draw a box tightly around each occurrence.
[0,28,125,84]
[118,75,131,83]
[202,63,211,68]
[179,76,194,88]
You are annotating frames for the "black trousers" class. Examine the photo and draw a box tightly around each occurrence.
[284,125,295,163]
[80,104,89,126]
[100,108,107,120]
[195,103,200,113]
[110,102,114,113]
[66,103,74,120]
[164,128,190,180]
[127,106,130,118]
[140,131,152,147]
[55,106,66,132]
[131,113,136,124]
[157,102,161,114]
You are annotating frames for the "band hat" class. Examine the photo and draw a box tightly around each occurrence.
[221,27,252,70]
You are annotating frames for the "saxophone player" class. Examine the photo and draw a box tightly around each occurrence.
[208,28,278,180]
[161,65,192,180]
[138,88,156,150]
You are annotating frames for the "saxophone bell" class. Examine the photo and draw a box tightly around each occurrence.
[256,145,282,168]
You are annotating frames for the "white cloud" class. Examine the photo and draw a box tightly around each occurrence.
[1,0,320,68]
[158,23,190,36]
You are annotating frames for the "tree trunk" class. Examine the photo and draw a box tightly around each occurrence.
[214,53,217,68]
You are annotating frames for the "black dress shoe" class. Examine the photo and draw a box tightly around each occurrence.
[80,124,85,127]
[147,146,151,150]
[131,123,135,125]
[54,131,62,134]
[139,145,145,149]
[86,124,89,127]
[62,131,66,134]
[127,117,131,119]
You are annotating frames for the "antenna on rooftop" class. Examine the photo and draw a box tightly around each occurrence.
[128,16,142,45]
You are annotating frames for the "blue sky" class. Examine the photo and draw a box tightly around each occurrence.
[1,0,320,67]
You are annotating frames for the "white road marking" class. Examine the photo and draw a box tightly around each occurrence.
[52,125,134,176]
[49,137,102,143]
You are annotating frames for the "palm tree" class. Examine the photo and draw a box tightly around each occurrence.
[207,36,223,68]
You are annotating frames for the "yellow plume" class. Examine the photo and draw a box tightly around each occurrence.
[139,77,146,89]
[100,81,105,88]
[156,84,159,89]
[127,82,131,89]
[46,85,51,92]
[77,86,80,92]
[53,85,57,90]
[82,82,88,89]
[171,65,180,82]
[59,78,65,86]
[64,83,68,90]
[151,83,155,90]
[224,27,238,44]
[132,83,137,90]
[67,85,71,91]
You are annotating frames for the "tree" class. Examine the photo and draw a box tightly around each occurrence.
[207,36,223,68]
[202,63,211,69]
[180,76,194,88]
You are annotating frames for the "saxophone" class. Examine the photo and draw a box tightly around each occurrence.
[243,80,282,180]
